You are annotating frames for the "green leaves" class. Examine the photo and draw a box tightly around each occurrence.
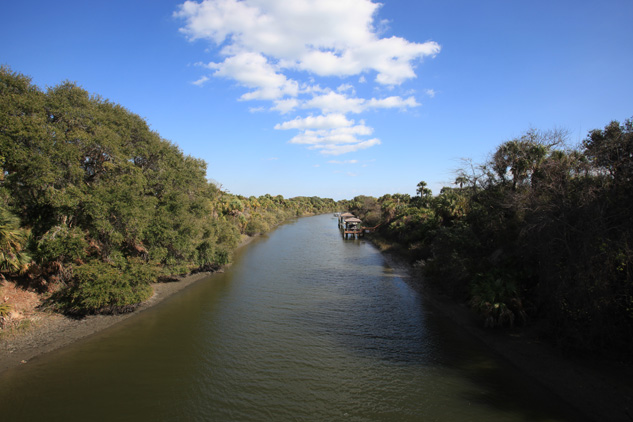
[0,206,31,275]
[54,260,153,315]
[1,66,341,314]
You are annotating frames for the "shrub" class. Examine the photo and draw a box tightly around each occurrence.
[36,224,88,263]
[470,271,527,328]
[0,303,11,318]
[53,260,152,315]
[245,217,270,236]
[214,248,231,265]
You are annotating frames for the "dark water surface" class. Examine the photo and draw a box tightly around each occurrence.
[0,215,582,421]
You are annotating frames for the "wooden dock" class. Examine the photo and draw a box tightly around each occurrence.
[342,229,364,238]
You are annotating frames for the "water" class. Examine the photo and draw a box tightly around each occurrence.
[0,215,582,421]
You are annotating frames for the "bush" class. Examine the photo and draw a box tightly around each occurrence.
[214,248,231,265]
[36,224,88,263]
[470,271,527,328]
[245,217,270,236]
[53,260,152,315]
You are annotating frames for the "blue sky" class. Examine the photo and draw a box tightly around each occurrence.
[2,0,632,200]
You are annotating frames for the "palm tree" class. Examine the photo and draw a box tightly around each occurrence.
[0,206,31,274]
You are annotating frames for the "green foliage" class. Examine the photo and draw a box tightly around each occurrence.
[35,224,88,264]
[470,271,526,328]
[1,66,341,315]
[214,247,231,266]
[53,260,153,315]
[0,206,31,274]
[245,216,270,236]
[0,303,11,318]
[349,123,633,359]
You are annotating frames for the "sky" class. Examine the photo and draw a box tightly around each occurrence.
[2,0,632,200]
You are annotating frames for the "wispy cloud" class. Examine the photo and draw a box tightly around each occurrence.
[191,75,210,86]
[175,0,440,155]
[328,159,358,164]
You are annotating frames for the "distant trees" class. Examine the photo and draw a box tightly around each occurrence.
[0,66,339,315]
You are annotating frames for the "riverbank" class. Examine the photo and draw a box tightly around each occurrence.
[0,234,259,374]
[2,226,632,420]
[375,244,633,422]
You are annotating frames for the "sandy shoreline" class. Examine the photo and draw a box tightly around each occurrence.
[1,232,632,420]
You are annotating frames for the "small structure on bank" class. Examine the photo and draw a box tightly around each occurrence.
[338,212,355,228]
[337,213,364,238]
[336,212,381,238]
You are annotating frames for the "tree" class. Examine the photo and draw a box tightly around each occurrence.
[584,118,633,190]
[0,206,31,274]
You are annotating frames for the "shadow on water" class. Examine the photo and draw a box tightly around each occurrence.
[421,306,589,422]
[318,220,587,421]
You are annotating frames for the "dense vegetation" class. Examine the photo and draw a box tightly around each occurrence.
[0,67,337,316]
[2,66,631,360]
[344,125,633,359]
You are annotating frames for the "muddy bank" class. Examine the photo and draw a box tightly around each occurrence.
[0,271,219,373]
[0,234,258,374]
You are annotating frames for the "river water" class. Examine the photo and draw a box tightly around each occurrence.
[0,214,582,421]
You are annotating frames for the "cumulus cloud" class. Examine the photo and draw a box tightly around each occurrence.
[271,98,300,114]
[277,114,379,156]
[205,52,298,100]
[175,0,439,155]
[176,0,439,83]
[274,114,353,130]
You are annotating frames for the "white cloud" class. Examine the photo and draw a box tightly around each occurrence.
[337,83,355,93]
[176,0,439,155]
[277,113,378,156]
[192,75,210,86]
[303,92,419,114]
[205,51,298,100]
[303,92,365,114]
[317,138,381,156]
[271,98,300,114]
[274,114,353,130]
[366,95,420,109]
[288,127,371,145]
[328,159,358,164]
[176,0,440,86]
[425,89,436,98]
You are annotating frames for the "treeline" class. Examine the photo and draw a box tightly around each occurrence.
[0,67,337,316]
[344,124,633,359]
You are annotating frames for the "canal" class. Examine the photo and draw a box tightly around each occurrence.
[0,214,581,421]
